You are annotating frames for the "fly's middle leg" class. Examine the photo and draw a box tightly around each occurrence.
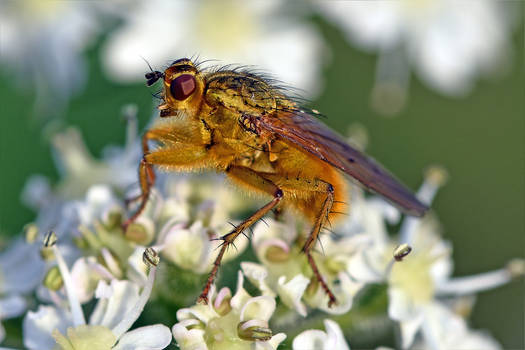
[198,166,283,304]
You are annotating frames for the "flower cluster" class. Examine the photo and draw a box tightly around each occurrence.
[0,110,521,349]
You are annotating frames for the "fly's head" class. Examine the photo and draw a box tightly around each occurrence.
[146,58,205,118]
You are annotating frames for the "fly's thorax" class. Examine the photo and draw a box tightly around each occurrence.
[204,72,277,116]
[160,58,206,118]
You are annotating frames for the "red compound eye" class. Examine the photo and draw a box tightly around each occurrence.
[170,74,196,100]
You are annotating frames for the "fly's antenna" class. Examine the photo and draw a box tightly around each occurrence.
[141,56,164,86]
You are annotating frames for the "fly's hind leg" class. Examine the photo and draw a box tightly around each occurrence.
[266,175,337,306]
[198,166,283,304]
[303,182,337,306]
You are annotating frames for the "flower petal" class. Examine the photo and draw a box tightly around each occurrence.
[23,305,72,350]
[323,319,350,350]
[254,332,287,350]
[113,324,172,350]
[172,323,207,350]
[89,280,140,329]
[53,325,116,350]
[292,329,327,350]
[160,221,212,273]
[240,262,276,297]
[292,319,349,350]
[276,275,309,317]
[0,294,26,319]
[239,296,276,322]
[0,239,45,294]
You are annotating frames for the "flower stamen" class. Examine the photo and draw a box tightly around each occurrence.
[45,231,86,326]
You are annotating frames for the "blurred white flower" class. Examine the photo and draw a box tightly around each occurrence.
[292,319,350,350]
[69,244,152,304]
[172,271,286,350]
[23,242,171,350]
[0,230,46,342]
[0,295,26,343]
[102,0,327,97]
[317,0,515,115]
[408,302,502,350]
[0,0,115,116]
[20,107,140,247]
[156,220,248,275]
[0,236,45,297]
[241,217,367,316]
[50,124,140,199]
[347,167,519,349]
[153,180,250,274]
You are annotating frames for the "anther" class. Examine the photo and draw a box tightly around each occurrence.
[393,243,412,262]
[43,231,57,247]
[237,320,272,341]
[143,247,160,267]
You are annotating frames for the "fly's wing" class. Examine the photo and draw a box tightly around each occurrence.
[258,111,428,217]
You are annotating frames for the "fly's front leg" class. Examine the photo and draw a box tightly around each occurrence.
[198,166,283,304]
[123,127,211,229]
[123,131,156,229]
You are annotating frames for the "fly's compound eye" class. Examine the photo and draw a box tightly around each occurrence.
[170,74,196,100]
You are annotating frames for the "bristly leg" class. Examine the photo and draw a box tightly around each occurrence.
[122,157,155,229]
[302,182,338,306]
[122,132,156,230]
[197,187,283,304]
[306,251,337,306]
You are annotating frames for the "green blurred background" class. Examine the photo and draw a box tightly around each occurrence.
[1,14,523,349]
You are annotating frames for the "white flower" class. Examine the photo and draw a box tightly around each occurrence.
[0,0,112,115]
[146,174,251,274]
[51,124,140,199]
[20,109,140,247]
[0,295,27,343]
[292,319,350,350]
[69,244,151,305]
[409,302,502,350]
[241,217,367,316]
[0,232,47,342]
[347,167,517,349]
[0,237,45,296]
[156,220,248,274]
[102,0,327,97]
[317,0,515,114]
[23,240,171,350]
[172,271,286,350]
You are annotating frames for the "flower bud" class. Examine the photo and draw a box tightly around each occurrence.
[126,217,155,245]
[213,287,232,316]
[44,266,63,291]
[72,235,88,249]
[424,165,448,188]
[103,209,123,230]
[506,258,525,278]
[265,245,290,263]
[24,223,39,243]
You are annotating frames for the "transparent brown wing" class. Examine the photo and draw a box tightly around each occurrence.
[258,111,428,217]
